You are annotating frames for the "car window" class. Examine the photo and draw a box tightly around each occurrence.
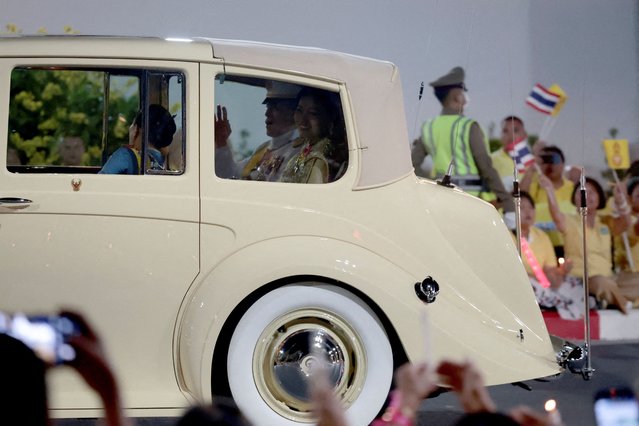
[214,75,348,184]
[7,67,185,175]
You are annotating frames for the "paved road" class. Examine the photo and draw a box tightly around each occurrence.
[54,341,639,426]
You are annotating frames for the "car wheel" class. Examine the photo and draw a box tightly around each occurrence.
[227,284,393,426]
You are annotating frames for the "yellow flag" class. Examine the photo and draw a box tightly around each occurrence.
[548,84,567,117]
[602,139,630,170]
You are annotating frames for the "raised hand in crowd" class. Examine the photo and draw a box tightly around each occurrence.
[395,362,439,417]
[0,310,128,426]
[436,359,497,414]
[309,347,350,426]
[519,162,538,193]
[611,180,630,209]
[543,258,573,289]
[609,180,633,234]
[369,361,437,426]
[536,173,554,193]
[311,372,349,426]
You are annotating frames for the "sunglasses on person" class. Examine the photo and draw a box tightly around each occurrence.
[540,153,563,165]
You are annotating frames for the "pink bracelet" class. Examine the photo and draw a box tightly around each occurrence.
[370,391,414,426]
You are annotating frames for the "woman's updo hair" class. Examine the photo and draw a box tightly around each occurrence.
[133,104,177,149]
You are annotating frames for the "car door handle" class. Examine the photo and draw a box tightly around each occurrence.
[0,197,33,209]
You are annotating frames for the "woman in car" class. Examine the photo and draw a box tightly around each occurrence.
[99,104,176,175]
[280,88,345,184]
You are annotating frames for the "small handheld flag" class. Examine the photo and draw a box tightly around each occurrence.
[547,84,567,116]
[526,84,560,115]
[528,83,567,142]
[506,136,535,173]
[602,139,630,170]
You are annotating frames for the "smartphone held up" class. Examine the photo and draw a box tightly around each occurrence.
[594,386,639,426]
[0,312,79,365]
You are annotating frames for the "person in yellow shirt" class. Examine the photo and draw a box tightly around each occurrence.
[615,178,639,274]
[540,175,639,313]
[491,116,528,192]
[521,146,575,257]
[517,191,583,319]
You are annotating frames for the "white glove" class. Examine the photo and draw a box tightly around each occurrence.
[503,211,516,230]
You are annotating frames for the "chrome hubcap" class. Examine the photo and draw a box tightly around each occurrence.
[253,308,366,422]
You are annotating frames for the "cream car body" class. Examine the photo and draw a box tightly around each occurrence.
[0,36,559,425]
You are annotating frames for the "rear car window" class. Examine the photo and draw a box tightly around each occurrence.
[7,67,185,175]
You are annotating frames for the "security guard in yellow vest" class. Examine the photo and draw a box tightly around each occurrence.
[412,66,515,219]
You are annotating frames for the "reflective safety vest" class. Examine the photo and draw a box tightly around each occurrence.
[421,115,486,194]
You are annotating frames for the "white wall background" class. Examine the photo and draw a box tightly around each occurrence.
[3,0,638,179]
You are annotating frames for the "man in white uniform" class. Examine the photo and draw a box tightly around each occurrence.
[215,81,301,181]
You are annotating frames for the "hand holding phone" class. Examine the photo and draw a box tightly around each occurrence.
[1,310,128,426]
[0,312,79,365]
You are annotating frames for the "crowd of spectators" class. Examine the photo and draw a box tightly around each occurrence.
[513,139,639,315]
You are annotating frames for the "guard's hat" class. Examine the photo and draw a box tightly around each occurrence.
[262,81,301,104]
[429,66,466,91]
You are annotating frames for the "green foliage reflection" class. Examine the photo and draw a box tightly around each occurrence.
[8,69,139,166]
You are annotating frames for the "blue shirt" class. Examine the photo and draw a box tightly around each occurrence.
[99,146,164,174]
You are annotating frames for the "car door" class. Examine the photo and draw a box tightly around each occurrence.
[0,57,200,409]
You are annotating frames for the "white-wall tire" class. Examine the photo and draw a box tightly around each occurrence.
[227,284,393,426]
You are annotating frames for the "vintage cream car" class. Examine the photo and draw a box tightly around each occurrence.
[0,36,560,425]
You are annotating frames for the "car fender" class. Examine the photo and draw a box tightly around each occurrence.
[174,235,422,400]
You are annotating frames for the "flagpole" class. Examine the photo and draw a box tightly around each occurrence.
[579,169,594,380]
[538,116,551,142]
[543,116,557,141]
[538,115,558,143]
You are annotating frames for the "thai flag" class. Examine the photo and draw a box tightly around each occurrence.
[506,137,535,173]
[526,84,560,115]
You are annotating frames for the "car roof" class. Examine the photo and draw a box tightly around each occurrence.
[0,35,412,188]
